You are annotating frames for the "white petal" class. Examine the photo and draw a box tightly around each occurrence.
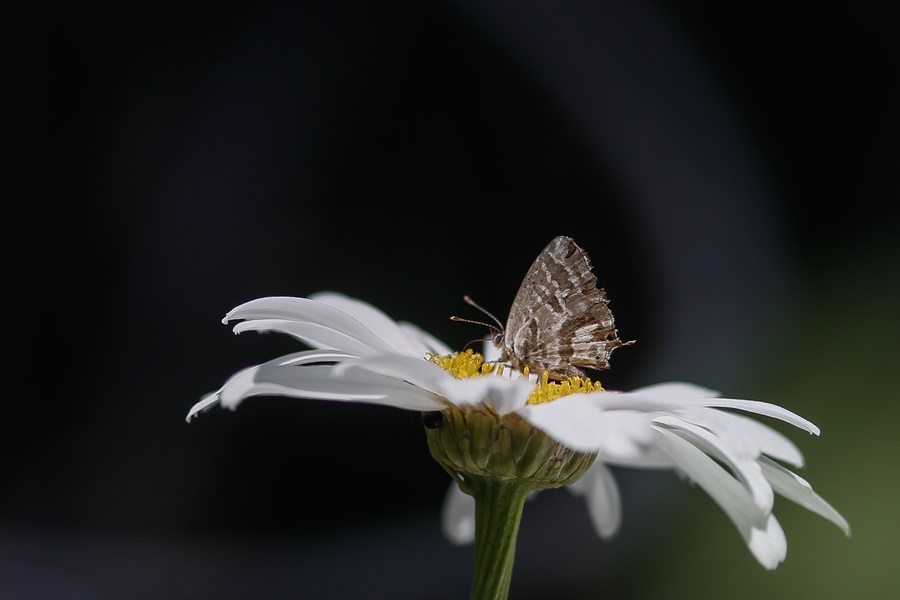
[441,483,476,545]
[398,321,453,356]
[437,376,534,414]
[604,383,820,436]
[630,381,723,398]
[482,340,502,363]
[682,409,806,467]
[333,354,451,396]
[674,407,762,458]
[233,319,387,356]
[270,349,359,366]
[209,360,442,412]
[568,463,622,539]
[186,392,221,422]
[254,363,444,411]
[583,389,697,412]
[225,296,399,354]
[759,457,850,535]
[654,415,774,511]
[516,395,655,458]
[310,292,424,356]
[747,514,788,570]
[735,415,805,467]
[216,364,285,408]
[688,398,820,436]
[188,349,360,421]
[604,447,674,469]
[652,427,787,569]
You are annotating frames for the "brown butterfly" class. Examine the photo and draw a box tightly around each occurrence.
[454,236,633,379]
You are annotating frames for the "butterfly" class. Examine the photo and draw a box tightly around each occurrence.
[454,236,633,379]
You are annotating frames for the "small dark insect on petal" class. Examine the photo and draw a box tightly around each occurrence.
[421,411,443,429]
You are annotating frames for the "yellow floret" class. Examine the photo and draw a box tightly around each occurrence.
[428,351,603,405]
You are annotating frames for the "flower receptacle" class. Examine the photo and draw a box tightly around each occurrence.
[425,403,596,492]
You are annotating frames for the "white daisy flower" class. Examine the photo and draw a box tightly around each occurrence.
[190,292,848,580]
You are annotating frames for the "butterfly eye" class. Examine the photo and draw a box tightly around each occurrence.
[492,332,504,347]
[421,411,443,429]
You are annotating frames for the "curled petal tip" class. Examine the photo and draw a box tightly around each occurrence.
[186,392,221,423]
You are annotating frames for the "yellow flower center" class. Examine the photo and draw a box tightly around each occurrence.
[427,350,604,405]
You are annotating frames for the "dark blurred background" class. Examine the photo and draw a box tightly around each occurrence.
[3,1,898,598]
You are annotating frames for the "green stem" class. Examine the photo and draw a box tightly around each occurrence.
[468,478,532,600]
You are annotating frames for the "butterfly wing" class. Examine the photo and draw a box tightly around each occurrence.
[503,236,630,378]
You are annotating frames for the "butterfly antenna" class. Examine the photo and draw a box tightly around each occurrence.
[463,295,505,329]
[449,295,504,335]
[449,315,501,334]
